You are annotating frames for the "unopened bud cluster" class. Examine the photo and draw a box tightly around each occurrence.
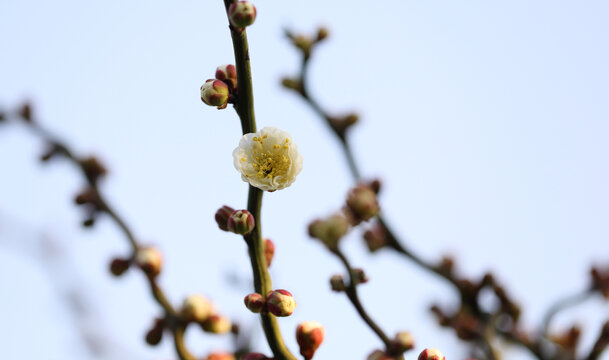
[244,289,296,317]
[179,294,231,334]
[308,213,350,249]
[215,206,256,235]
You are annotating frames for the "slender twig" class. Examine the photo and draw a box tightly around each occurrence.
[332,249,394,352]
[12,115,195,360]
[223,1,296,359]
[585,321,609,360]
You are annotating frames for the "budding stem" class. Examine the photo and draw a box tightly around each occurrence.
[223,1,296,359]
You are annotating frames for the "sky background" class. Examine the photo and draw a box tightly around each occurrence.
[1,0,609,359]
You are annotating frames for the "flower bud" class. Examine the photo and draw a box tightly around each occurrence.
[145,318,165,346]
[135,246,162,277]
[330,275,346,292]
[227,210,255,235]
[308,213,350,249]
[316,27,329,42]
[391,331,414,353]
[215,205,235,232]
[216,64,237,89]
[244,292,265,313]
[296,321,325,360]
[351,268,368,285]
[180,294,215,322]
[228,1,257,28]
[202,315,232,334]
[201,79,229,108]
[363,223,388,253]
[206,352,236,360]
[367,350,394,360]
[18,102,32,122]
[109,257,130,276]
[243,353,271,360]
[346,185,380,222]
[80,156,107,184]
[418,348,445,360]
[264,238,275,267]
[266,289,296,317]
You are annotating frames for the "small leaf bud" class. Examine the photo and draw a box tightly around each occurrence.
[201,79,230,108]
[329,275,346,292]
[180,294,215,323]
[215,205,235,232]
[18,102,32,122]
[264,238,275,267]
[215,64,238,89]
[363,223,388,253]
[391,331,414,353]
[202,315,232,334]
[109,257,130,276]
[244,293,265,313]
[206,352,236,360]
[145,318,165,346]
[316,27,329,42]
[80,156,107,184]
[280,77,302,92]
[266,289,296,317]
[296,321,325,360]
[227,209,255,235]
[351,268,369,285]
[346,185,380,223]
[418,348,445,360]
[228,1,257,28]
[308,213,350,249]
[135,246,162,277]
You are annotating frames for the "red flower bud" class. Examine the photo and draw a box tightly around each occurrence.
[244,293,265,313]
[227,209,255,235]
[418,348,445,360]
[215,205,235,232]
[296,321,325,360]
[228,1,257,28]
[266,289,296,317]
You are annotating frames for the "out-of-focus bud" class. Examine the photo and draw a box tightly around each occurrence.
[109,257,130,276]
[0,112,5,123]
[363,223,388,253]
[228,1,257,28]
[308,213,350,249]
[201,79,230,108]
[296,321,325,360]
[244,293,265,313]
[18,102,32,122]
[329,275,346,292]
[351,268,369,285]
[180,294,215,322]
[291,35,313,54]
[330,113,358,135]
[243,353,271,360]
[264,238,275,267]
[215,205,235,232]
[202,315,232,334]
[74,188,101,207]
[135,246,162,277]
[266,289,296,317]
[346,184,380,223]
[145,318,165,346]
[80,156,108,184]
[206,352,236,360]
[316,27,329,42]
[215,64,238,89]
[281,77,302,92]
[418,348,445,360]
[591,266,609,299]
[391,331,414,353]
[367,350,394,360]
[227,209,255,235]
[368,179,382,194]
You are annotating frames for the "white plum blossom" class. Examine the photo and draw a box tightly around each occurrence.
[233,127,303,191]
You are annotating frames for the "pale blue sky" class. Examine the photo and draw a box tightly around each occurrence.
[1,1,608,359]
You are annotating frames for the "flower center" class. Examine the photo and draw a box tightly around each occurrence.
[251,136,291,179]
